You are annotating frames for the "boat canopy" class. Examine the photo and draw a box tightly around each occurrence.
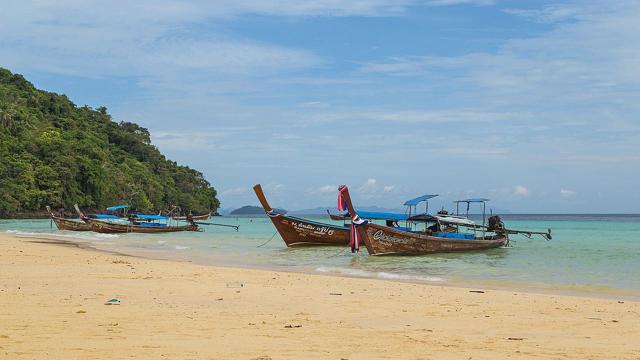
[404,194,438,206]
[132,214,168,220]
[406,214,438,222]
[358,210,408,221]
[454,198,490,203]
[435,215,476,226]
[407,214,476,226]
[106,205,129,211]
[93,214,120,219]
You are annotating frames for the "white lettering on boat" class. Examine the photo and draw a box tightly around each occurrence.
[291,221,335,236]
[372,230,406,243]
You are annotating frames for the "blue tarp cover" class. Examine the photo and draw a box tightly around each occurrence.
[404,194,438,206]
[433,232,475,240]
[93,214,120,219]
[132,214,168,220]
[106,205,129,211]
[356,210,408,221]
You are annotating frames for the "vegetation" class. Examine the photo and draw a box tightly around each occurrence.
[0,68,219,217]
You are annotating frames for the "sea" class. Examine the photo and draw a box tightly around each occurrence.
[2,214,639,299]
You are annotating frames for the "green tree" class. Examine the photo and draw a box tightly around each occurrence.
[0,67,219,217]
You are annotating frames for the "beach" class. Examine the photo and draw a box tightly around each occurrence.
[1,233,638,359]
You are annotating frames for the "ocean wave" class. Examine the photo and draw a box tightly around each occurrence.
[315,266,444,283]
[175,245,190,250]
[93,233,119,239]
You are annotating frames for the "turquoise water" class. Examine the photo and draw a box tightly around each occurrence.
[2,215,639,298]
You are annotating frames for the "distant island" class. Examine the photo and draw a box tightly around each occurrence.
[0,68,219,217]
[230,205,286,215]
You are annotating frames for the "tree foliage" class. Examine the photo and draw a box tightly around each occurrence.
[0,68,219,216]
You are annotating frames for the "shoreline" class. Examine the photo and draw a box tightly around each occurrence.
[12,232,640,302]
[2,233,639,358]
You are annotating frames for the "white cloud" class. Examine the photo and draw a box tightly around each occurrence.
[264,182,285,192]
[360,2,640,95]
[427,0,495,6]
[356,179,397,197]
[563,154,640,163]
[442,147,510,158]
[560,189,576,198]
[304,109,515,125]
[220,187,246,196]
[504,5,583,24]
[359,178,378,193]
[363,109,510,123]
[513,185,530,197]
[0,2,328,84]
[318,184,338,194]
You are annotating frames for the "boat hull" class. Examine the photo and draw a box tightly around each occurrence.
[254,184,350,247]
[51,217,92,231]
[268,214,350,247]
[359,222,507,255]
[89,220,198,234]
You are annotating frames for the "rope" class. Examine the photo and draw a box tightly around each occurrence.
[257,231,278,247]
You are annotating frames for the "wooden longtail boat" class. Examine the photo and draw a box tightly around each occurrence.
[253,184,350,246]
[337,185,508,255]
[46,206,92,231]
[172,212,212,221]
[88,219,198,234]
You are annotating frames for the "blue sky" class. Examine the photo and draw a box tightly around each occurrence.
[2,0,639,212]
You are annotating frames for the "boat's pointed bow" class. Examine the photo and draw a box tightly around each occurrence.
[337,185,356,215]
[252,183,272,213]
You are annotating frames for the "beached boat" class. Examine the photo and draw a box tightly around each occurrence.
[73,204,128,223]
[336,185,508,255]
[88,214,198,234]
[46,206,92,231]
[253,184,350,246]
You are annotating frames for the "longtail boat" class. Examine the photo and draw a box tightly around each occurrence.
[46,206,92,231]
[88,212,198,233]
[337,185,509,255]
[88,219,198,234]
[253,184,350,246]
[73,204,127,222]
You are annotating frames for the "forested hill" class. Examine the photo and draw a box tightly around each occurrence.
[0,68,219,217]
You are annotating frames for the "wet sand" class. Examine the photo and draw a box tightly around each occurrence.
[1,233,638,359]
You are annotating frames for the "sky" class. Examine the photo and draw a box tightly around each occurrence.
[2,0,639,213]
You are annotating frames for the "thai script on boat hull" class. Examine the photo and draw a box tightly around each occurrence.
[292,221,335,236]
